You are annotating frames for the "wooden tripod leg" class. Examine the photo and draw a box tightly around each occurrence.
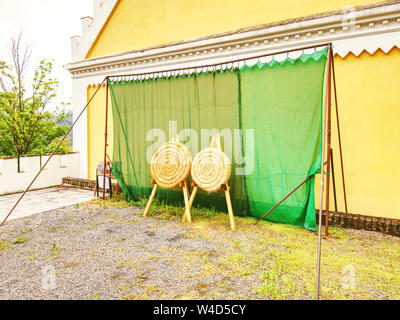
[189,186,198,208]
[182,185,198,222]
[115,183,119,200]
[224,184,236,231]
[182,180,192,223]
[143,184,158,217]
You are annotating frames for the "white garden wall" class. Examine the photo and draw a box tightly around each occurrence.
[0,153,80,195]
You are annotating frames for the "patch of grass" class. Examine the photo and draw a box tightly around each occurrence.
[91,291,101,300]
[88,221,105,227]
[88,197,132,209]
[191,205,221,220]
[0,240,11,251]
[328,226,352,240]
[136,284,165,299]
[116,285,131,292]
[49,226,62,233]
[12,236,30,244]
[147,255,159,261]
[231,239,241,248]
[56,262,77,275]
[20,228,33,234]
[114,247,124,253]
[128,197,148,208]
[194,282,210,296]
[135,273,149,286]
[120,294,136,300]
[256,269,298,299]
[144,199,184,220]
[105,213,139,225]
[50,242,62,258]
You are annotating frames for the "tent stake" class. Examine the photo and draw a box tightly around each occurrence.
[1,77,108,226]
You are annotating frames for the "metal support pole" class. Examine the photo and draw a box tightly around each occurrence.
[103,80,109,200]
[1,77,108,226]
[331,56,348,213]
[324,48,333,238]
[254,176,312,225]
[316,44,332,300]
[330,148,338,212]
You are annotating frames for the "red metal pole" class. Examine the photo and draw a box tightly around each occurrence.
[324,47,333,238]
[331,55,348,213]
[1,77,108,226]
[254,176,312,225]
[103,80,109,200]
[330,148,338,212]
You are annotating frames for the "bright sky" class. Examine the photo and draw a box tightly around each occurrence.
[0,0,93,111]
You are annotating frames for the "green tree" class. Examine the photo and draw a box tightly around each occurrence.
[0,32,71,170]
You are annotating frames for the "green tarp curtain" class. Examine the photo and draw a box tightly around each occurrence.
[109,47,328,231]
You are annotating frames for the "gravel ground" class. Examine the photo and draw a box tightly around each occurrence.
[1,201,398,300]
[0,202,261,300]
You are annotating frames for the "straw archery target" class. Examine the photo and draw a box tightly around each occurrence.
[150,140,192,189]
[191,147,231,193]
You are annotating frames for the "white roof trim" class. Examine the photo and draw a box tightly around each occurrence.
[66,2,400,78]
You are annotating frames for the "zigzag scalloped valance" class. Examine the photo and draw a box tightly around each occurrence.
[333,30,400,58]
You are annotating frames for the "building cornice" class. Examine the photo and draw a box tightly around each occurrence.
[65,1,400,79]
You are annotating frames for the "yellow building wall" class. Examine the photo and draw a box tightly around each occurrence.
[87,85,113,181]
[85,0,400,220]
[314,48,400,219]
[87,0,378,58]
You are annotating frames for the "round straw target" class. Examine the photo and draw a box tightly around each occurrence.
[191,147,231,193]
[150,140,192,189]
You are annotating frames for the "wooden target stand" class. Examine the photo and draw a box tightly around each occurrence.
[182,133,236,231]
[143,135,192,223]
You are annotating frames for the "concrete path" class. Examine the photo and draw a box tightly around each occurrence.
[0,187,94,222]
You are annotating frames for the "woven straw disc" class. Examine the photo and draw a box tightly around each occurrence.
[191,147,231,193]
[150,141,192,189]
